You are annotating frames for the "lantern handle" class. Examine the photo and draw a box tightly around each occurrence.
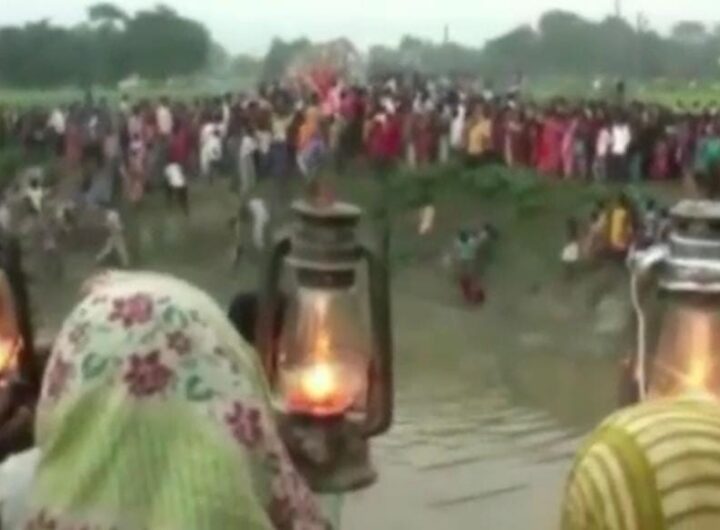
[257,232,292,386]
[628,244,668,402]
[359,240,394,437]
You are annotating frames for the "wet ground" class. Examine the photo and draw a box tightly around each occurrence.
[340,268,618,530]
[27,182,625,529]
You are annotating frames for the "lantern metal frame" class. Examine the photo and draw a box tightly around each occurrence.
[257,198,393,492]
[629,200,720,400]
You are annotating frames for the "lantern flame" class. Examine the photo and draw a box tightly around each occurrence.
[284,294,354,415]
[299,362,340,405]
[0,338,18,378]
[651,307,720,397]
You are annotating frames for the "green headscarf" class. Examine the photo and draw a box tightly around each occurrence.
[24,271,328,530]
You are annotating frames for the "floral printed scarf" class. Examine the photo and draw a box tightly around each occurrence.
[22,272,327,530]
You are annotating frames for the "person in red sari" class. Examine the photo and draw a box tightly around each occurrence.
[413,108,436,167]
[169,117,193,174]
[537,109,564,177]
[504,107,523,167]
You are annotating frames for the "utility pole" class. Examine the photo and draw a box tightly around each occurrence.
[443,24,449,44]
[615,0,622,18]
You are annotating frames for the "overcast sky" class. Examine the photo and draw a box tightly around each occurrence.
[2,0,720,55]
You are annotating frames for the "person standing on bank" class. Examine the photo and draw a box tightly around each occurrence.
[608,113,632,182]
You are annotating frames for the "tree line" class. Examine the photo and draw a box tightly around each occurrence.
[0,3,211,88]
[367,11,720,81]
[3,7,720,90]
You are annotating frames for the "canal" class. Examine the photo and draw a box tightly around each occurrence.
[26,184,625,529]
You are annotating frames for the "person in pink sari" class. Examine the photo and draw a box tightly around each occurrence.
[125,134,146,203]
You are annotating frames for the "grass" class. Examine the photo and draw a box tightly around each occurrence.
[0,75,257,106]
[3,75,720,107]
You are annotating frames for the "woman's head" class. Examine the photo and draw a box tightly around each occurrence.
[26,271,325,530]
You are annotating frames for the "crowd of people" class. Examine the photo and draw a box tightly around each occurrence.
[4,80,720,197]
[4,78,719,279]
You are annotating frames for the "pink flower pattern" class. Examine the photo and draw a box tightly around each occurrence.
[225,401,263,448]
[108,293,154,328]
[67,322,90,347]
[45,357,74,401]
[24,510,57,530]
[123,351,172,397]
[269,467,325,530]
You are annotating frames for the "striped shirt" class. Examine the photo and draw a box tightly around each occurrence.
[562,393,720,530]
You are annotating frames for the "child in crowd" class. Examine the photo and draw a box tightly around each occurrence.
[449,225,498,306]
[454,229,484,305]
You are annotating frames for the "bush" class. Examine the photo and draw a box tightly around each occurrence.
[0,146,24,190]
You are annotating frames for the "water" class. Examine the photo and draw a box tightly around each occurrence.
[340,289,618,530]
[26,187,621,529]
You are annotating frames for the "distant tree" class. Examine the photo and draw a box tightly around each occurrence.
[204,41,230,75]
[231,54,262,78]
[482,25,538,75]
[672,21,707,44]
[261,38,311,81]
[88,3,129,26]
[123,6,210,80]
[0,21,86,87]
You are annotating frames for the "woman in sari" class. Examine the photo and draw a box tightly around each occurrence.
[19,271,330,529]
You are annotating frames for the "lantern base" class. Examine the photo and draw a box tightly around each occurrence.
[278,412,377,493]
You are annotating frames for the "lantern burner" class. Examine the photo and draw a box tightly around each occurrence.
[639,200,720,293]
[280,412,377,492]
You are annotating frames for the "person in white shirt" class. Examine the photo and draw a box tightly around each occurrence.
[247,197,269,250]
[47,106,66,155]
[156,98,173,138]
[96,209,129,267]
[199,125,222,181]
[163,163,189,215]
[24,178,44,215]
[238,129,258,194]
[608,116,632,181]
[47,107,66,136]
[119,94,131,117]
[229,197,270,268]
[594,123,612,181]
[450,104,466,152]
[561,217,581,280]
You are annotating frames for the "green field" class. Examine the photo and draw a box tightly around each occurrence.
[0,75,257,106]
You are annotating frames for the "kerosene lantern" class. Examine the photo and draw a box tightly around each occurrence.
[628,200,720,401]
[257,198,393,492]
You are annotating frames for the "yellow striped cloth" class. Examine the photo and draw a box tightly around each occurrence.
[562,392,720,530]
